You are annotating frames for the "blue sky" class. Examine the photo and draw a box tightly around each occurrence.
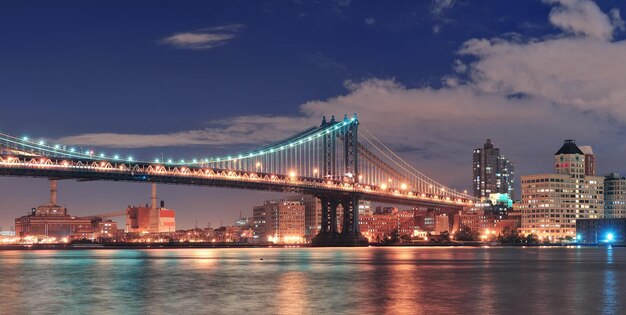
[1,0,626,229]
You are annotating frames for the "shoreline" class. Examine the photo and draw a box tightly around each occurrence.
[0,242,617,250]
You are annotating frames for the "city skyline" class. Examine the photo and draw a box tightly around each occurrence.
[2,0,626,230]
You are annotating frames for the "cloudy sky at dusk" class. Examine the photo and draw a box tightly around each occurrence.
[1,0,626,229]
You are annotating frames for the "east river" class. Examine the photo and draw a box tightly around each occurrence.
[0,247,624,314]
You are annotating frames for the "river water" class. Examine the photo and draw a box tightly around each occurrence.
[0,247,624,314]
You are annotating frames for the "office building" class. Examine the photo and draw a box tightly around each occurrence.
[604,173,626,218]
[253,200,305,244]
[579,146,596,176]
[472,139,515,200]
[286,195,322,238]
[519,140,604,240]
[576,218,626,244]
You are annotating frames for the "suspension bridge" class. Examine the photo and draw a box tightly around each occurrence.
[0,114,475,246]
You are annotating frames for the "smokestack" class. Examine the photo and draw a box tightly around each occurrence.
[149,183,159,233]
[50,179,57,205]
[151,183,157,211]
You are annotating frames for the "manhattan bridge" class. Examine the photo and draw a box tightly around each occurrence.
[0,114,475,246]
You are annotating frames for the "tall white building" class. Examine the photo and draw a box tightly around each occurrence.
[519,140,604,240]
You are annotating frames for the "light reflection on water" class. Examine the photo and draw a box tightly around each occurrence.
[0,247,625,314]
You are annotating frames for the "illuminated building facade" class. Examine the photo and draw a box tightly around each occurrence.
[604,173,626,218]
[286,195,322,238]
[579,146,596,176]
[253,200,305,244]
[456,208,518,236]
[473,139,515,200]
[126,204,176,233]
[359,210,414,242]
[14,180,94,239]
[519,140,604,240]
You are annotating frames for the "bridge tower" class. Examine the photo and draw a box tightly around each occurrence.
[313,114,368,247]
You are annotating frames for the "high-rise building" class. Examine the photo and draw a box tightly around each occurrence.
[252,200,305,244]
[519,140,604,240]
[579,146,596,176]
[472,139,515,200]
[604,173,626,218]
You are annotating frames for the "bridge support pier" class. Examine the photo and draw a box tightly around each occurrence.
[312,194,368,247]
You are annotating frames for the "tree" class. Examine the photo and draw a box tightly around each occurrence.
[524,233,539,244]
[497,227,523,244]
[384,229,401,244]
[440,231,451,242]
[456,226,479,241]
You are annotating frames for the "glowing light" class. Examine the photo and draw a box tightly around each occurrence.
[607,233,614,242]
[99,153,105,158]
[256,162,261,167]
[114,155,120,159]
[70,148,76,152]
[381,183,387,190]
[155,159,160,163]
[22,136,29,141]
[400,183,407,190]
[289,171,296,178]
[313,168,319,174]
[54,144,60,149]
[39,140,45,145]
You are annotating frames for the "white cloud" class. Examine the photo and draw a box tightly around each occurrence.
[431,0,455,15]
[57,116,312,148]
[543,0,622,40]
[611,8,626,32]
[159,24,243,50]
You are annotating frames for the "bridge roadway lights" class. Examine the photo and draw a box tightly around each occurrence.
[311,194,368,247]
